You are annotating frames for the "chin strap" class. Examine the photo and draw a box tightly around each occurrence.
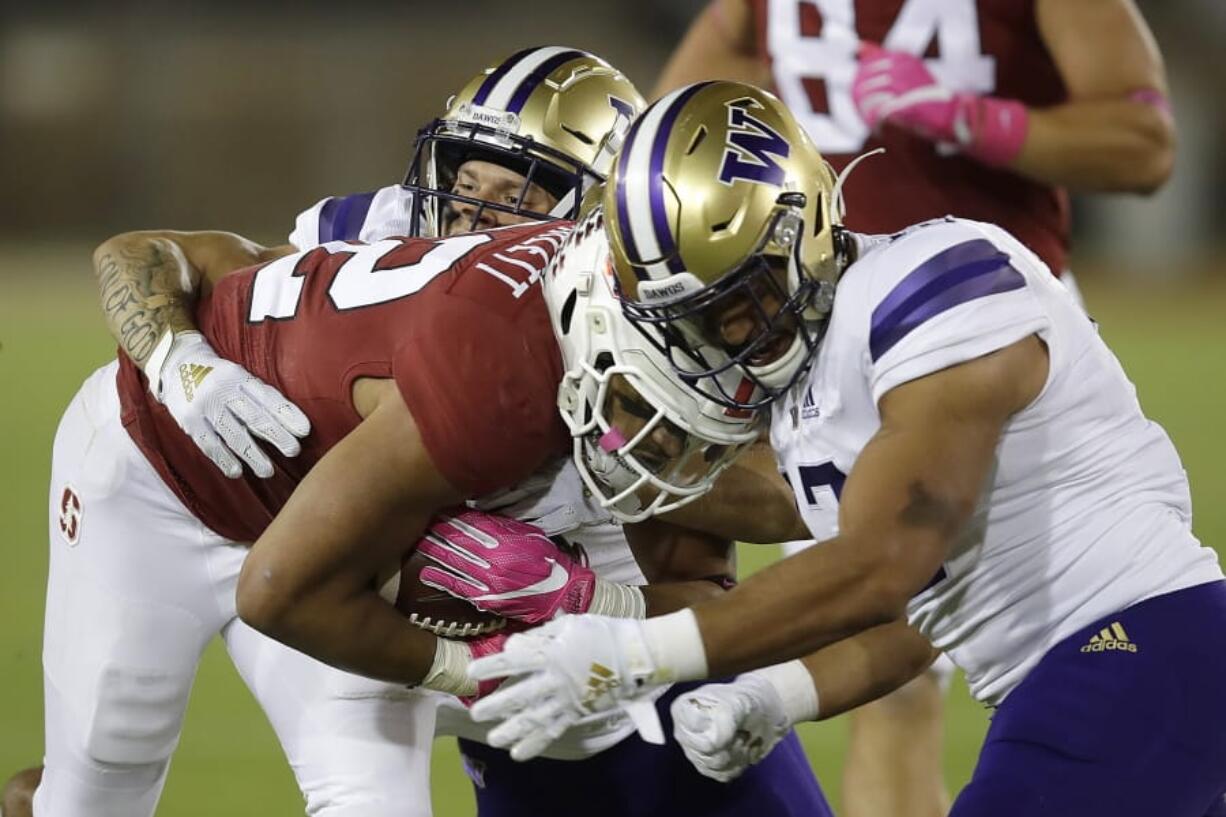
[549,186,578,219]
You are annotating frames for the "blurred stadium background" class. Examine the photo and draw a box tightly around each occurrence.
[1,1,1222,814]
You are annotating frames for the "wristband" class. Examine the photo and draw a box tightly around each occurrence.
[421,638,477,697]
[142,329,177,399]
[144,329,209,402]
[956,94,1029,167]
[1130,88,1172,116]
[641,608,708,683]
[747,660,820,723]
[587,580,647,619]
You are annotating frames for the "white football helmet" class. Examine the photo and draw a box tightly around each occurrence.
[544,206,764,523]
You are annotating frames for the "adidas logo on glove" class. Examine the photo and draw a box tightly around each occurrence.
[179,363,214,402]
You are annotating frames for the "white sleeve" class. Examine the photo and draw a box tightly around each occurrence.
[287,195,332,250]
[286,185,417,250]
[864,221,1050,404]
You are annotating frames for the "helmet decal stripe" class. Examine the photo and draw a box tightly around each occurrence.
[614,113,651,278]
[648,82,712,275]
[472,46,538,106]
[504,49,589,114]
[618,83,713,280]
[479,47,583,112]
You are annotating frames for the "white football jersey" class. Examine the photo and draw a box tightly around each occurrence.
[288,184,417,249]
[771,217,1222,705]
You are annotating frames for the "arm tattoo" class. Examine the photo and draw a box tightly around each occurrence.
[95,240,198,367]
[897,481,962,536]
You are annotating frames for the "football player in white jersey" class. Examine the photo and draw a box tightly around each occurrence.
[654,3,1177,812]
[466,81,1226,816]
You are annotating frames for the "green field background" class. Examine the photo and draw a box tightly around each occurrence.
[2,251,1223,815]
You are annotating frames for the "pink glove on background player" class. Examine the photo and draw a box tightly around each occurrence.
[416,511,596,625]
[851,42,1028,167]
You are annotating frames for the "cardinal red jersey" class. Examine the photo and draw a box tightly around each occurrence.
[117,222,572,542]
[750,0,1069,274]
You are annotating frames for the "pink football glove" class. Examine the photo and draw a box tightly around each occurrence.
[851,42,1027,167]
[416,511,596,625]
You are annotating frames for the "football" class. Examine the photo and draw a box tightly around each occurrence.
[378,548,506,639]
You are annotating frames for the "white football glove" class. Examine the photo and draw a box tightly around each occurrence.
[149,331,310,479]
[468,614,667,761]
[672,660,818,783]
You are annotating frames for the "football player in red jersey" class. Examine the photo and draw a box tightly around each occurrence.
[653,2,1176,814]
[656,0,1173,282]
[9,48,832,817]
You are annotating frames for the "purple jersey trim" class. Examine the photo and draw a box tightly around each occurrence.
[870,239,1026,362]
[317,191,377,244]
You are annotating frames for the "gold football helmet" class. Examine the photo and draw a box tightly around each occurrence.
[404,47,644,237]
[603,81,847,410]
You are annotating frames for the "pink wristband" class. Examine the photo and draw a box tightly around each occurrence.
[1130,88,1172,116]
[958,94,1029,167]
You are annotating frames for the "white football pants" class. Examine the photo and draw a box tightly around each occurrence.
[35,362,436,817]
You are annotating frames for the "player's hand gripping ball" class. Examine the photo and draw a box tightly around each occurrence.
[379,542,506,639]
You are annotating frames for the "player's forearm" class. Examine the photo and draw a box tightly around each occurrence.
[239,387,465,684]
[662,442,808,544]
[691,535,903,676]
[652,0,767,99]
[93,234,201,368]
[1010,97,1175,193]
[622,519,733,616]
[641,579,727,616]
[247,581,440,683]
[800,619,937,721]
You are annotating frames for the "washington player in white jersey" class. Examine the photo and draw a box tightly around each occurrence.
[654,3,1178,811]
[465,82,1226,816]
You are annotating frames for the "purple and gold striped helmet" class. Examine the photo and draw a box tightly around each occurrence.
[603,81,844,411]
[405,47,643,237]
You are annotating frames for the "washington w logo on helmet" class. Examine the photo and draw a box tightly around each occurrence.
[718,100,792,187]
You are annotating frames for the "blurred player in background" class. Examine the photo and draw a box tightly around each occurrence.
[6,49,831,817]
[652,2,1177,813]
[465,80,1226,817]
